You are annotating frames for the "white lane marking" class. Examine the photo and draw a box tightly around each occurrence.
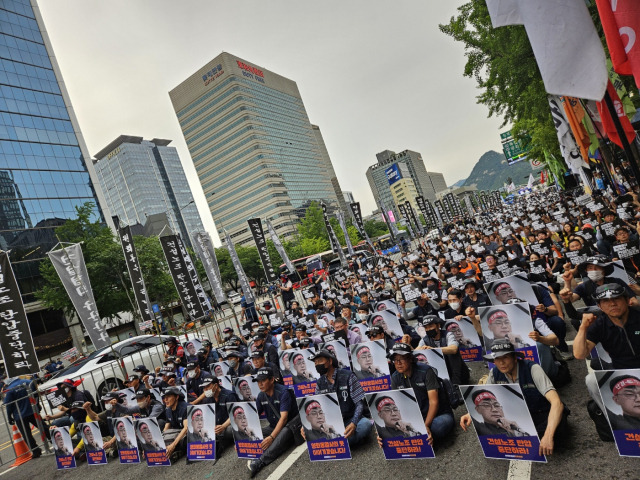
[507,460,531,479]
[0,466,16,477]
[264,443,307,480]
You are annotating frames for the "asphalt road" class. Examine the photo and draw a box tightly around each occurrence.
[1,336,637,479]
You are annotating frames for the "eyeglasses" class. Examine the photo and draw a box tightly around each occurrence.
[307,410,325,417]
[235,414,247,420]
[491,319,511,327]
[380,407,399,414]
[617,390,640,399]
[477,402,502,410]
[358,353,373,360]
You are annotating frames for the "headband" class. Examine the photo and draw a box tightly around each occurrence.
[474,392,497,406]
[488,311,508,325]
[376,398,395,412]
[191,409,203,419]
[305,401,321,415]
[233,408,245,418]
[494,283,510,295]
[446,323,459,331]
[613,378,640,395]
[356,347,371,359]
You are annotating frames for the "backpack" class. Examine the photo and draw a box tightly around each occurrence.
[438,376,465,409]
[586,399,614,442]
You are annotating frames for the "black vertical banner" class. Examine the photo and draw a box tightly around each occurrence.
[118,226,154,323]
[434,199,449,224]
[160,235,205,320]
[415,196,433,231]
[321,202,339,254]
[349,202,365,236]
[247,218,278,283]
[176,236,210,316]
[405,201,422,235]
[0,251,38,376]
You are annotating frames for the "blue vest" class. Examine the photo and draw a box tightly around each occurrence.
[492,359,550,414]
[316,369,356,421]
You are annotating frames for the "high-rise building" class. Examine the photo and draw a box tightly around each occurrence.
[386,163,420,213]
[93,136,205,248]
[311,124,347,214]
[366,149,446,219]
[0,0,113,355]
[169,52,343,246]
[343,191,355,205]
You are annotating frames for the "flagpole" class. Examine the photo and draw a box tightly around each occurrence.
[603,90,640,187]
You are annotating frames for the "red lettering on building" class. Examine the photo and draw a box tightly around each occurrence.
[236,60,264,77]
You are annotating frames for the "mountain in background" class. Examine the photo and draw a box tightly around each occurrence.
[450,178,467,188]
[462,150,533,191]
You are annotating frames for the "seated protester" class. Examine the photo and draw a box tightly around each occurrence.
[527,253,561,292]
[367,325,396,351]
[251,334,279,367]
[200,376,239,458]
[225,350,252,378]
[338,305,354,325]
[163,355,186,381]
[355,305,370,323]
[460,340,569,456]
[125,374,141,392]
[257,326,277,348]
[228,335,249,356]
[424,277,448,310]
[161,387,189,462]
[150,367,179,390]
[281,324,320,350]
[200,338,220,365]
[185,361,213,403]
[560,255,640,308]
[248,367,300,478]
[110,387,166,428]
[44,379,95,429]
[596,209,624,257]
[333,317,361,345]
[249,350,282,383]
[222,327,235,343]
[529,283,570,355]
[164,337,185,366]
[196,348,214,371]
[403,293,440,321]
[611,225,640,280]
[416,316,470,386]
[308,349,372,446]
[574,284,640,412]
[388,343,454,444]
[462,278,490,311]
[442,289,466,320]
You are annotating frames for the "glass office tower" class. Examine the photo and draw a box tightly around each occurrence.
[0,0,111,355]
[94,136,206,248]
[169,52,343,246]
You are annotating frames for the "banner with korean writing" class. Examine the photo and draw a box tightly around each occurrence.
[224,230,255,304]
[135,417,171,466]
[176,236,211,315]
[53,427,76,469]
[228,402,263,459]
[247,218,278,283]
[118,226,154,323]
[365,389,435,460]
[80,421,107,465]
[297,393,351,461]
[406,201,423,235]
[265,219,295,276]
[397,203,414,238]
[48,244,110,350]
[336,211,355,257]
[460,384,546,462]
[595,369,640,457]
[193,231,226,304]
[0,251,38,376]
[320,203,348,267]
[349,202,376,252]
[160,235,206,320]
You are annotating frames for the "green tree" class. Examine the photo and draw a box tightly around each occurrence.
[297,201,329,242]
[36,203,134,320]
[133,235,179,308]
[364,219,389,238]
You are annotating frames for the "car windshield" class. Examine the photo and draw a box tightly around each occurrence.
[48,348,108,379]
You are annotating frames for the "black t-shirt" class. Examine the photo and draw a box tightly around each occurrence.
[587,308,640,369]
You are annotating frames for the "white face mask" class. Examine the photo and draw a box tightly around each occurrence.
[449,302,461,311]
[105,403,112,411]
[357,313,367,320]
[187,370,197,379]
[204,390,214,398]
[228,359,238,368]
[166,363,174,369]
[587,270,604,282]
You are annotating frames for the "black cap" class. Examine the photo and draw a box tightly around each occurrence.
[132,365,149,374]
[125,374,139,382]
[252,334,264,343]
[70,400,84,409]
[201,338,212,347]
[308,349,338,367]
[249,350,264,359]
[201,377,219,387]
[161,386,181,397]
[282,321,292,329]
[135,388,151,399]
[186,362,198,370]
[421,315,444,327]
[299,337,312,346]
[295,324,307,332]
[164,336,178,344]
[388,343,413,359]
[482,338,525,361]
[367,325,384,337]
[253,367,274,381]
[593,283,628,301]
[223,327,233,334]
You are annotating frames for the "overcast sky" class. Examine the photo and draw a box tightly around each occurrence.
[38,0,505,245]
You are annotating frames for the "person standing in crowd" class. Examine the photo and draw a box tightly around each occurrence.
[3,376,49,457]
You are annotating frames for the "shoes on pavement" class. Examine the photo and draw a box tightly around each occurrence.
[31,448,41,459]
[248,459,263,478]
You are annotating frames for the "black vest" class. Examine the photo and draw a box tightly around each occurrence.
[492,359,550,414]
[316,369,356,421]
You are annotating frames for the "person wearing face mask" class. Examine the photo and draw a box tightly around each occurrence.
[559,256,638,308]
[110,387,166,429]
[333,317,361,345]
[45,379,95,429]
[185,361,213,402]
[199,377,238,460]
[225,350,252,378]
[443,290,466,320]
[416,316,470,386]
[355,305,370,323]
[310,349,372,447]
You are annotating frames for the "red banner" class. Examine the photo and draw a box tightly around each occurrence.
[596,82,636,147]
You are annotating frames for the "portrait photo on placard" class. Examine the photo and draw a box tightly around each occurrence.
[373,299,400,315]
[211,360,230,378]
[479,303,536,352]
[350,340,390,382]
[187,404,216,444]
[368,309,403,340]
[289,348,320,385]
[135,417,166,454]
[112,417,139,464]
[319,339,351,369]
[183,338,203,361]
[79,421,104,453]
[52,426,74,458]
[595,369,640,457]
[117,387,136,408]
[228,402,263,442]
[234,376,260,402]
[367,389,427,439]
[279,350,294,378]
[298,393,346,441]
[349,322,369,339]
[443,318,483,362]
[484,273,538,307]
[412,349,450,381]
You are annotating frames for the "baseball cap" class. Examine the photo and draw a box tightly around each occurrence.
[132,365,149,374]
[421,315,444,327]
[295,324,307,332]
[253,367,274,381]
[201,377,219,387]
[308,349,337,364]
[70,400,84,409]
[125,374,139,382]
[388,342,412,359]
[56,378,82,390]
[135,388,151,399]
[223,327,233,334]
[299,337,312,347]
[366,325,384,337]
[307,309,316,316]
[249,350,264,359]
[161,386,182,397]
[186,362,198,370]
[593,283,628,301]
[482,339,524,361]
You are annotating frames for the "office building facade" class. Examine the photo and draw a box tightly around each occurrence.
[0,0,113,355]
[343,191,355,205]
[366,149,447,219]
[169,52,343,246]
[311,124,347,214]
[94,136,205,248]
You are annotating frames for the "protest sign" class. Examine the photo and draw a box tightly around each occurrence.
[484,274,539,307]
[297,393,352,461]
[135,417,170,466]
[79,421,107,465]
[53,427,76,469]
[112,417,140,464]
[228,402,263,459]
[234,376,260,402]
[350,340,391,393]
[187,405,216,461]
[444,318,483,362]
[319,339,351,369]
[288,348,320,397]
[368,309,403,340]
[479,303,540,364]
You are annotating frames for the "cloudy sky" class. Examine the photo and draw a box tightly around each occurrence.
[38,0,505,244]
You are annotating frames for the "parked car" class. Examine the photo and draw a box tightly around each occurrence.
[38,334,170,413]
[227,291,242,304]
